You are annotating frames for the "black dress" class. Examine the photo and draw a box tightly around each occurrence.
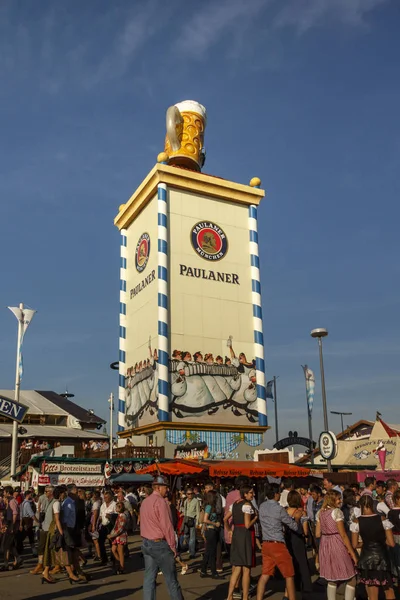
[388,507,400,578]
[357,514,392,586]
[285,517,312,593]
[230,500,255,568]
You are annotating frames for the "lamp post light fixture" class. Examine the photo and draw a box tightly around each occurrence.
[310,328,332,471]
[330,410,353,434]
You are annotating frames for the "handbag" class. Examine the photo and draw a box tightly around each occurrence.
[183,500,196,530]
[49,530,63,551]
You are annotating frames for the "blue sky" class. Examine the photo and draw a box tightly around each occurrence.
[0,0,399,445]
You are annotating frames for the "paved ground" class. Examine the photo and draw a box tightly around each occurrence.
[0,535,384,600]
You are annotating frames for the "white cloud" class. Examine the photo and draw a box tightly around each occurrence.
[273,0,389,34]
[174,0,271,58]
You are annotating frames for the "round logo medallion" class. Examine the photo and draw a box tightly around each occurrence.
[191,221,228,261]
[135,233,150,273]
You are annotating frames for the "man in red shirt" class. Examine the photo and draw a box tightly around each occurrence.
[140,475,184,599]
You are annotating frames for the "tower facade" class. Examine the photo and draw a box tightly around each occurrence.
[115,101,268,458]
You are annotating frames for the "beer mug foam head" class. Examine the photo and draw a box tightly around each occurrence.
[164,99,207,171]
[175,100,207,125]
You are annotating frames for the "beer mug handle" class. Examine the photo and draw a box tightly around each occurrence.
[166,105,183,152]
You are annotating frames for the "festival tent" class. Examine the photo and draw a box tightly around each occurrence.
[208,461,311,478]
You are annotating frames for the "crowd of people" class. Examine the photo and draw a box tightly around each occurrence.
[1,475,400,599]
[0,483,139,582]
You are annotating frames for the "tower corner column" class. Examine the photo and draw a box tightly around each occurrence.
[118,229,128,432]
[157,183,170,422]
[248,204,268,427]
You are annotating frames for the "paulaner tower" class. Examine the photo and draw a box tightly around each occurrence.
[115,101,268,458]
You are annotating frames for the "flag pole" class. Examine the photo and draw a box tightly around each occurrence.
[109,393,114,461]
[302,365,314,465]
[273,376,279,444]
[10,303,24,477]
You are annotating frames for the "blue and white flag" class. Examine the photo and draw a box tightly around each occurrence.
[8,307,37,379]
[302,365,315,416]
[266,380,274,400]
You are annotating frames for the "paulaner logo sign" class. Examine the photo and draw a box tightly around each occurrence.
[135,232,150,273]
[0,396,29,423]
[191,221,228,261]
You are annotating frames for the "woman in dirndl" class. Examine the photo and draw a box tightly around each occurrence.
[224,484,258,600]
[316,490,358,600]
[352,494,395,600]
[108,502,128,574]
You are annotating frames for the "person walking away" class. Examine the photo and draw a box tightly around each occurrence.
[21,490,39,556]
[108,501,128,574]
[140,475,184,600]
[90,491,102,561]
[225,485,257,600]
[316,490,357,600]
[285,490,312,595]
[180,488,200,559]
[256,483,302,600]
[351,494,395,600]
[98,490,116,565]
[199,490,223,580]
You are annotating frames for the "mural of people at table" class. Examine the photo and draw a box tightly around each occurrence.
[125,336,260,426]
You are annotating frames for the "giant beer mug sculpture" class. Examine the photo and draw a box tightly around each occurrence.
[164,100,207,172]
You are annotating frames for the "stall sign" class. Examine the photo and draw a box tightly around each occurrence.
[43,462,103,474]
[174,442,208,460]
[49,474,105,487]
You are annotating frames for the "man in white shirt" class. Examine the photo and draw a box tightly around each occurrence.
[279,479,293,508]
[99,491,116,564]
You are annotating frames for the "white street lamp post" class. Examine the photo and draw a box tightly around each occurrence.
[8,303,36,476]
[310,328,331,472]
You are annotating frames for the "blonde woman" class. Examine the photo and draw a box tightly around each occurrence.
[316,490,357,600]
